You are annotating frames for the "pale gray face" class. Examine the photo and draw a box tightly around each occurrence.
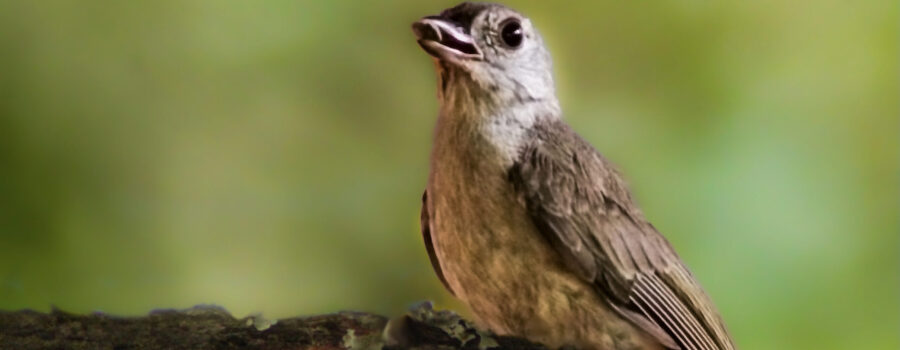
[413,3,556,104]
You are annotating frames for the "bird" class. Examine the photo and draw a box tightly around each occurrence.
[411,2,737,350]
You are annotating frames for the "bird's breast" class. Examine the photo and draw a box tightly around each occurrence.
[426,128,662,350]
[428,152,563,328]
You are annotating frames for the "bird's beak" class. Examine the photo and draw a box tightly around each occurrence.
[412,17,483,62]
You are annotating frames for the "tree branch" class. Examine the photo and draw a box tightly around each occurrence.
[0,302,547,349]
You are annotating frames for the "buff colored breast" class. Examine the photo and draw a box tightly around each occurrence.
[427,140,661,350]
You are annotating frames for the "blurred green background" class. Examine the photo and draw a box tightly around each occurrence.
[0,0,896,348]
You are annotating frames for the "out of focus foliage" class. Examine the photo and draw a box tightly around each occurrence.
[0,1,896,349]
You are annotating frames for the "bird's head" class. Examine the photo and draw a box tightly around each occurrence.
[413,2,556,110]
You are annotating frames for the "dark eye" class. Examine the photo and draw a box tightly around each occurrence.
[500,19,523,48]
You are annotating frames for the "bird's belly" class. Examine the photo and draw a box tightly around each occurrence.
[430,176,658,349]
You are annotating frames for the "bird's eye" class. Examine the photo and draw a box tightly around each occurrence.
[500,19,523,48]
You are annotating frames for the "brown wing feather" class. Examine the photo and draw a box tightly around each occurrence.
[421,191,455,296]
[509,120,735,350]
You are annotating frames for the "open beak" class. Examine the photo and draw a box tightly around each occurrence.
[412,17,482,61]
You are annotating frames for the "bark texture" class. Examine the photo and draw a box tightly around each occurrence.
[0,303,547,350]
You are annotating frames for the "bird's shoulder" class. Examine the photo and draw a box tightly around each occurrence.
[512,118,648,226]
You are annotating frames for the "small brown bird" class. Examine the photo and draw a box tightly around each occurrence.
[412,3,736,350]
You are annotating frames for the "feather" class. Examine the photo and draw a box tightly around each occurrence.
[421,191,455,296]
[508,119,736,350]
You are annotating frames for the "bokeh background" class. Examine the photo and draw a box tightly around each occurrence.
[0,0,896,348]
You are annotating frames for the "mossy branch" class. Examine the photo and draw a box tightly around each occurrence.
[0,303,547,350]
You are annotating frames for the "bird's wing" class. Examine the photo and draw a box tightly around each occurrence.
[421,191,455,296]
[508,120,735,350]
